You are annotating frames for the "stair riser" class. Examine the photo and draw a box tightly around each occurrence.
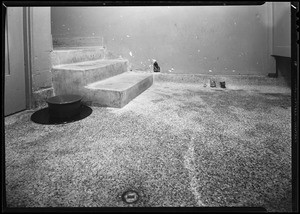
[51,48,105,66]
[52,71,83,97]
[121,75,153,107]
[84,75,153,108]
[52,61,128,94]
[83,90,123,108]
[53,37,103,48]
[53,86,124,108]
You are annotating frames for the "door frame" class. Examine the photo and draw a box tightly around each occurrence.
[23,7,33,110]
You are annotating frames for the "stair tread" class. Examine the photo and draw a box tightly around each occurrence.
[53,59,127,70]
[85,72,152,91]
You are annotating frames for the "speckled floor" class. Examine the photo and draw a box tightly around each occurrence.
[5,79,292,211]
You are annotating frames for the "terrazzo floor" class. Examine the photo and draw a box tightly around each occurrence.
[4,79,292,212]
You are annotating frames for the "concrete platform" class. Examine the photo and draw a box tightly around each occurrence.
[51,46,106,66]
[52,59,128,95]
[84,72,153,107]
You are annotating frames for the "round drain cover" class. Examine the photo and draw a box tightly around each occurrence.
[121,190,139,204]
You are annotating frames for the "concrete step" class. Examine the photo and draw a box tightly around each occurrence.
[84,72,153,108]
[51,46,106,66]
[53,36,104,48]
[52,59,128,95]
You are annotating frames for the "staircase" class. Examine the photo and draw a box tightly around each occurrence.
[51,46,153,108]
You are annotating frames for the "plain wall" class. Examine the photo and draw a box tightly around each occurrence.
[51,4,276,75]
[31,7,53,91]
[272,2,291,57]
[30,7,54,108]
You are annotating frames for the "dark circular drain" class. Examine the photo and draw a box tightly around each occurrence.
[121,190,139,204]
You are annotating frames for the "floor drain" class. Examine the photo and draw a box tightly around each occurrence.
[121,190,139,204]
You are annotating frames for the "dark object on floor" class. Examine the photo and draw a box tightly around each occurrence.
[220,81,226,88]
[210,79,216,87]
[30,105,92,125]
[121,190,139,204]
[47,94,83,119]
[153,61,160,72]
[268,73,278,78]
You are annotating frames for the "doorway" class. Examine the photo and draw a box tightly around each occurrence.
[4,7,27,116]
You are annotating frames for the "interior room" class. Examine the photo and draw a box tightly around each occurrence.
[4,2,296,212]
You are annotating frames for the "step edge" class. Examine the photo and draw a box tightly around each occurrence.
[52,46,105,51]
[84,73,152,91]
[52,59,129,69]
[120,75,153,107]
[85,72,152,85]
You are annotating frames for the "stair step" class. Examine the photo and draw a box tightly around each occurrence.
[84,72,153,108]
[51,46,106,66]
[52,59,128,95]
[53,36,103,48]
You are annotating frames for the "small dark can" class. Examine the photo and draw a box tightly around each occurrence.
[220,81,226,88]
[153,61,160,72]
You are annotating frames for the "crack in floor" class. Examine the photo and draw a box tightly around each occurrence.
[184,134,206,206]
